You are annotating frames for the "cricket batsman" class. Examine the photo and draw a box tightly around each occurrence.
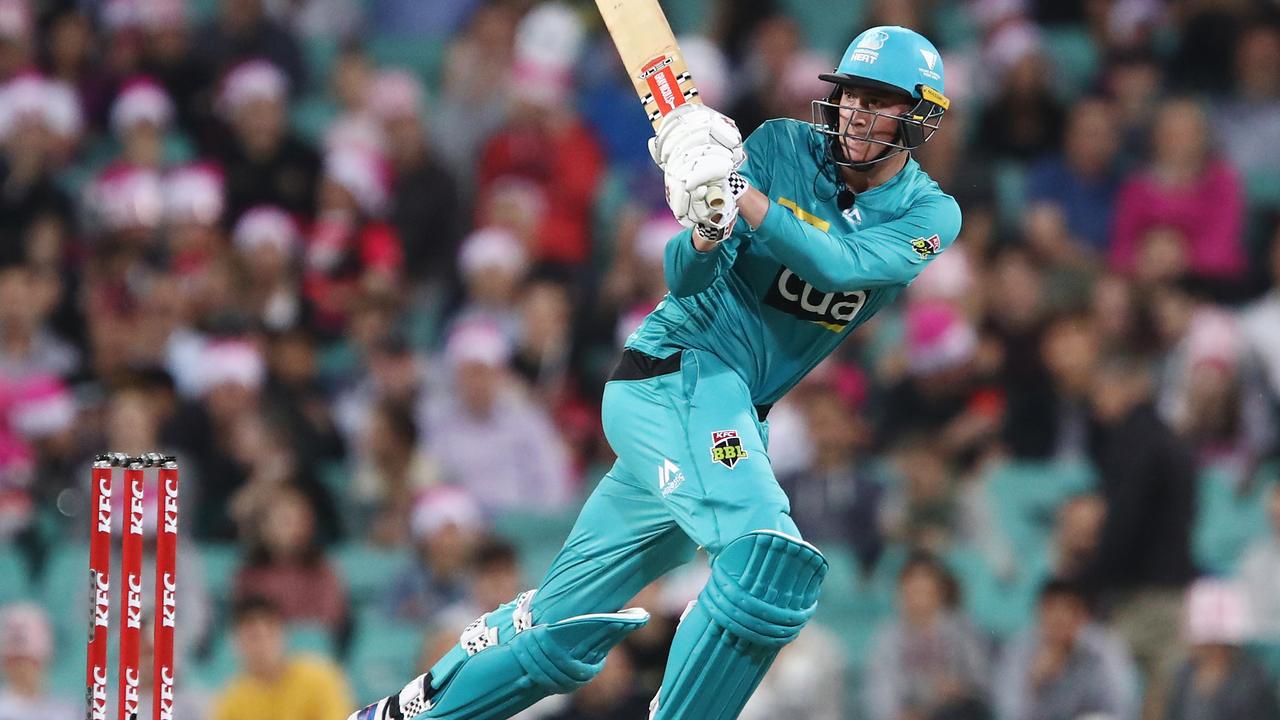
[352,25,959,720]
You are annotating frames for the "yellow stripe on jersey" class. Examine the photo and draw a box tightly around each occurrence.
[777,197,831,232]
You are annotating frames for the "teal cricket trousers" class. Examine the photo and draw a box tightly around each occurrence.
[529,347,801,624]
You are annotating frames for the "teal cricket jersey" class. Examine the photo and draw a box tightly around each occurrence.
[625,118,963,406]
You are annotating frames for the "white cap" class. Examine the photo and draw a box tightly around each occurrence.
[233,205,299,256]
[217,60,288,116]
[111,78,174,135]
[165,163,224,226]
[458,227,527,278]
[42,79,84,139]
[411,485,487,540]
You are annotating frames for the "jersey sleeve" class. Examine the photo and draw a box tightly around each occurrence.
[661,122,782,298]
[753,192,962,292]
[663,227,741,298]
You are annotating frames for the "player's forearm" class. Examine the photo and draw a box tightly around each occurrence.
[737,186,771,231]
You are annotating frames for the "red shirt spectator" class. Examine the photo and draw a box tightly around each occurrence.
[1109,99,1246,281]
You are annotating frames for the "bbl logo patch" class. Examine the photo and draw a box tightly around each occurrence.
[710,430,748,469]
[910,234,941,259]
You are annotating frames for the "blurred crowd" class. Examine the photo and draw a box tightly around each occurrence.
[0,0,1279,718]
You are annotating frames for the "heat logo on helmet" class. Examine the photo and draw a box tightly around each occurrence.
[710,430,748,469]
[851,29,890,64]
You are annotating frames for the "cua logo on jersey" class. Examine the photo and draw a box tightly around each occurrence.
[710,430,748,468]
[764,267,868,332]
[910,234,941,259]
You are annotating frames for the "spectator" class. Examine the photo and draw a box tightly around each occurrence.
[210,595,352,720]
[232,206,304,332]
[232,484,348,632]
[975,22,1066,162]
[136,0,217,145]
[1236,482,1280,640]
[268,0,364,40]
[864,553,991,720]
[993,580,1138,720]
[199,0,306,90]
[385,485,486,625]
[425,321,575,513]
[1023,97,1124,259]
[211,60,320,221]
[1082,353,1196,720]
[352,400,441,545]
[1051,494,1107,583]
[1240,226,1280,403]
[367,69,464,287]
[740,623,847,720]
[0,265,78,381]
[0,603,75,720]
[136,614,208,720]
[474,4,603,271]
[303,146,403,335]
[878,302,1001,462]
[1163,579,1280,720]
[0,75,77,267]
[1217,23,1280,198]
[107,78,177,171]
[0,0,32,84]
[1110,99,1246,288]
[778,387,884,572]
[163,162,226,287]
[450,227,528,338]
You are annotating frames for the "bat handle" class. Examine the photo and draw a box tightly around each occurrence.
[706,185,727,225]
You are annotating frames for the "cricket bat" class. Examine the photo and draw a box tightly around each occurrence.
[594,0,726,216]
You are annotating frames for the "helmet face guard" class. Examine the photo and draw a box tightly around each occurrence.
[811,82,949,170]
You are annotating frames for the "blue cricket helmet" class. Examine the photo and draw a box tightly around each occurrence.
[813,26,951,169]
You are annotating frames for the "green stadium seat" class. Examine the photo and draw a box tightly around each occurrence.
[40,544,88,652]
[779,0,866,54]
[199,543,243,605]
[348,615,425,705]
[1042,27,1100,101]
[288,621,340,659]
[660,0,709,35]
[194,628,240,691]
[983,459,1095,565]
[368,36,447,89]
[335,543,413,607]
[1193,466,1275,575]
[0,543,30,605]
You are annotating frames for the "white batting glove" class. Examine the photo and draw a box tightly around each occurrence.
[649,104,744,171]
[664,144,743,229]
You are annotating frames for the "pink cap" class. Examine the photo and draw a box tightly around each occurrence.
[906,301,977,375]
[444,321,512,369]
[8,375,75,439]
[1185,578,1252,646]
[0,603,52,661]
[368,70,425,121]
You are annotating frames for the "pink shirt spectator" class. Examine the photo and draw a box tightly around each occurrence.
[1109,159,1245,280]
